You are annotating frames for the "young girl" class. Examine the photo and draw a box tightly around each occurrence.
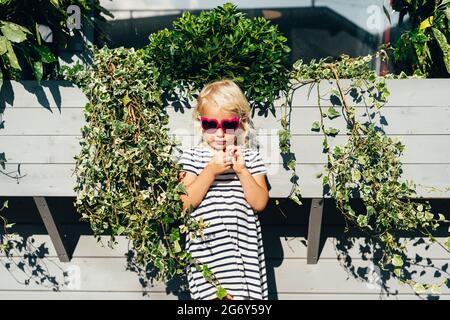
[177,79,269,300]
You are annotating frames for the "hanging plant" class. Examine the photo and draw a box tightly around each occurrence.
[283,47,450,293]
[62,46,225,289]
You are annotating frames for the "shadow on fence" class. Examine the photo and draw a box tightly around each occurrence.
[1,196,449,299]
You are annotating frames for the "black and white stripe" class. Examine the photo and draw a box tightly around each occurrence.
[177,145,268,300]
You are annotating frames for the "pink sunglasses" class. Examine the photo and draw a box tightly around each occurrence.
[200,116,241,132]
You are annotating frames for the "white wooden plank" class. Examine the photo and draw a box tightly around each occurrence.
[1,108,85,135]
[1,79,450,198]
[0,290,447,300]
[167,105,450,135]
[3,106,450,136]
[0,290,189,300]
[269,258,450,294]
[2,134,450,165]
[0,81,88,109]
[0,256,449,294]
[3,79,449,109]
[0,136,82,163]
[1,163,449,197]
[273,79,450,107]
[3,231,449,261]
[170,135,450,165]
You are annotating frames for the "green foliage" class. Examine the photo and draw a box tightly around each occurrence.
[286,48,450,293]
[392,0,450,77]
[0,0,112,89]
[63,46,209,281]
[60,3,450,297]
[141,2,291,111]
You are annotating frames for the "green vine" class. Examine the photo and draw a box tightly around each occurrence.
[63,46,232,299]
[280,47,450,293]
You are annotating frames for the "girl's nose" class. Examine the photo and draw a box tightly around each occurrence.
[216,127,225,136]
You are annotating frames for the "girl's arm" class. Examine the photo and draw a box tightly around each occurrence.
[179,149,233,211]
[179,166,216,211]
[236,169,269,213]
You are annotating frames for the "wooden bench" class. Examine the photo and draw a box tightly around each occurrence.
[1,79,450,263]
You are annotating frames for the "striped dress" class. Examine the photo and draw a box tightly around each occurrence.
[177,145,269,300]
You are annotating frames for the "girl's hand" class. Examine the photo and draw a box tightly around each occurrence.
[207,149,232,176]
[226,145,246,175]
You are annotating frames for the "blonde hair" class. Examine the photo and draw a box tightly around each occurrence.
[192,78,258,148]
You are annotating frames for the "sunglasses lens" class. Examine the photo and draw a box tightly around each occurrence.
[201,120,218,130]
[222,120,239,130]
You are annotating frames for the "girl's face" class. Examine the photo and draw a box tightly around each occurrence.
[199,106,240,151]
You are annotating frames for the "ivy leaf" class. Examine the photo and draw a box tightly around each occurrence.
[289,193,302,206]
[311,121,320,132]
[322,175,329,187]
[366,205,375,216]
[351,168,361,182]
[392,254,404,267]
[327,106,341,119]
[173,240,181,253]
[287,159,296,170]
[123,94,131,106]
[202,264,213,280]
[357,214,368,227]
[322,139,329,152]
[324,127,339,137]
[216,286,228,300]
[116,225,125,235]
[333,146,343,157]
[425,212,434,221]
